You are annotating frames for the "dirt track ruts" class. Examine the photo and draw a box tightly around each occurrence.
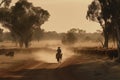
[0,54,120,80]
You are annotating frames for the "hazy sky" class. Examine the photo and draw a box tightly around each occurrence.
[3,0,101,33]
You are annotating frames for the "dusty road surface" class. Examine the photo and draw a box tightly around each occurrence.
[0,46,120,80]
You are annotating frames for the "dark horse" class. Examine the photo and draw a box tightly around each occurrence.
[56,53,62,63]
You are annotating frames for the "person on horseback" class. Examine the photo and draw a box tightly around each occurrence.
[56,47,62,63]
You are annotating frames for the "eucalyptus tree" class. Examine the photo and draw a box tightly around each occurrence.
[86,0,113,48]
[0,0,50,48]
[87,0,120,61]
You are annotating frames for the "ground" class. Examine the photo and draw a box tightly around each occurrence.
[0,40,120,80]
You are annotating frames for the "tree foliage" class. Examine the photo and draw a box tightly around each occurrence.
[0,0,50,48]
[86,0,117,48]
[0,0,11,8]
[62,28,78,45]
[32,28,44,41]
[87,0,120,60]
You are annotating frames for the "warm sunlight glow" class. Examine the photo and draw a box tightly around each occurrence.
[7,0,101,33]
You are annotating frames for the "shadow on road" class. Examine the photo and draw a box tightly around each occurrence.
[0,60,120,80]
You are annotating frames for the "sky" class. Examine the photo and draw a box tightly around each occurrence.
[2,0,101,33]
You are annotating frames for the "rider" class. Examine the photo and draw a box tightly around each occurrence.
[56,47,62,62]
[57,47,61,54]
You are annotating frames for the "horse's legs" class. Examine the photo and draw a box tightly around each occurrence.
[57,58,59,62]
[56,54,62,63]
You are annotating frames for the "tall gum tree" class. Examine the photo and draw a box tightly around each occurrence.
[87,0,120,61]
[0,0,50,48]
[86,0,113,48]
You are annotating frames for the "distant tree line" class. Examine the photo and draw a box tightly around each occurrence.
[0,28,103,45]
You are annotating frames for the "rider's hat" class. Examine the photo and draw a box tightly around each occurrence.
[58,47,60,48]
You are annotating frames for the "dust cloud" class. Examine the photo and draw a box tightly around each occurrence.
[32,47,74,63]
[0,40,76,67]
[31,40,75,63]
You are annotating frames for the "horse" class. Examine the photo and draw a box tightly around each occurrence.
[56,53,62,63]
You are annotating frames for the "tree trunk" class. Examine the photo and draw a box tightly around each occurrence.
[103,28,109,48]
[24,41,29,48]
[116,25,120,61]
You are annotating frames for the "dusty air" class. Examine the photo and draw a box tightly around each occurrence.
[0,0,120,80]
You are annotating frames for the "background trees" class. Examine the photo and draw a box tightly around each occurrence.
[62,28,82,45]
[0,0,50,48]
[87,0,120,61]
[86,0,112,48]
[32,28,44,41]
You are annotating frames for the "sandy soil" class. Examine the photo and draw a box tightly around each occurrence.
[0,41,120,80]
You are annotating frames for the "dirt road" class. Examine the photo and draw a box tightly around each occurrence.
[0,47,120,80]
